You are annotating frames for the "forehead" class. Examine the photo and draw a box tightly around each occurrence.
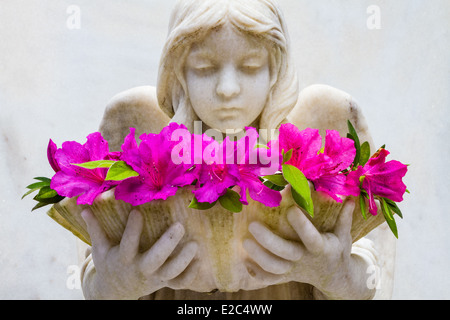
[188,24,269,59]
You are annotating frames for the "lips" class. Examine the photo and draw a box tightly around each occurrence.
[218,107,241,115]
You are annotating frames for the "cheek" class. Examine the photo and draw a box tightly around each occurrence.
[241,70,272,108]
[185,72,215,110]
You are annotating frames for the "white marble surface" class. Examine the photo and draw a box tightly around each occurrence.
[0,0,448,299]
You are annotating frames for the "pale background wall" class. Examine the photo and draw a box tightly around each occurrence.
[0,0,448,299]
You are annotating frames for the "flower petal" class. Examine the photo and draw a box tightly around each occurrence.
[278,124,322,168]
[193,180,227,204]
[47,139,61,172]
[84,132,110,161]
[238,174,282,207]
[324,130,356,172]
[115,177,178,206]
[314,173,359,203]
[365,160,408,202]
[120,128,141,169]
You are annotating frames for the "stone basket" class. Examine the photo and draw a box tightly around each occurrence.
[47,186,384,292]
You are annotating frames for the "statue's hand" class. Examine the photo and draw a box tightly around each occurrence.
[244,200,376,299]
[81,209,199,299]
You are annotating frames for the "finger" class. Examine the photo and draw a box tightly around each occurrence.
[158,241,198,281]
[167,259,202,290]
[248,222,303,261]
[287,206,324,254]
[81,208,111,260]
[119,210,144,262]
[334,199,355,244]
[243,239,293,275]
[245,260,286,286]
[140,222,185,276]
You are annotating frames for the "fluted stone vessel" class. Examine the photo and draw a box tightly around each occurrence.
[47,186,384,292]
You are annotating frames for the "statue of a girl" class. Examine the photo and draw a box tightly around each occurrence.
[79,0,396,300]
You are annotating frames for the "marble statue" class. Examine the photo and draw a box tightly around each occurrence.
[77,0,396,300]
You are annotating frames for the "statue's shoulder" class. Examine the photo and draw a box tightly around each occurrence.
[286,84,374,148]
[99,86,170,151]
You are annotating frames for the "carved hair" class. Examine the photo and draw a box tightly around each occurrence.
[157,0,299,133]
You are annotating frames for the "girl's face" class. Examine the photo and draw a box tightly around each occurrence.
[185,23,272,133]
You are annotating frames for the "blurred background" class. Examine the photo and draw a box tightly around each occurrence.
[0,0,448,299]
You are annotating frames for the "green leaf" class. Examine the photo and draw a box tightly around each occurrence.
[282,149,293,164]
[33,186,64,204]
[188,196,217,210]
[381,198,393,221]
[23,179,52,199]
[384,198,403,219]
[35,195,65,205]
[105,161,139,181]
[34,186,58,200]
[219,189,243,213]
[263,174,288,187]
[255,144,269,150]
[291,188,314,218]
[22,188,39,200]
[347,120,361,167]
[359,194,368,220]
[33,177,52,183]
[263,180,286,191]
[282,164,314,217]
[26,181,50,190]
[380,198,398,238]
[31,202,51,212]
[72,160,117,169]
[359,141,371,166]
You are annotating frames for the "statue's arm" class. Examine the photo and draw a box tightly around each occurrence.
[99,86,170,151]
[286,84,396,299]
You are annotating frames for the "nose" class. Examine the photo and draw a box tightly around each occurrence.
[216,64,241,100]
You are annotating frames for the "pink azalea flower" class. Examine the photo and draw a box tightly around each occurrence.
[115,124,197,206]
[192,137,240,204]
[278,124,324,178]
[347,148,408,215]
[50,132,119,205]
[311,130,358,202]
[233,128,281,207]
[277,124,357,202]
[193,128,282,207]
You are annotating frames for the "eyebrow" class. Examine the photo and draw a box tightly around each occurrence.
[188,48,267,62]
[240,50,268,60]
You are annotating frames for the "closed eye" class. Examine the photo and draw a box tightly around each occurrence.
[240,63,264,74]
[194,64,215,71]
[240,54,267,74]
[192,64,217,76]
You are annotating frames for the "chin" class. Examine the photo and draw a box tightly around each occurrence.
[214,118,257,133]
[215,123,247,134]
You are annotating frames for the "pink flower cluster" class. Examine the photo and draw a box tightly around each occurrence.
[48,123,281,208]
[47,122,408,217]
[275,124,408,215]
